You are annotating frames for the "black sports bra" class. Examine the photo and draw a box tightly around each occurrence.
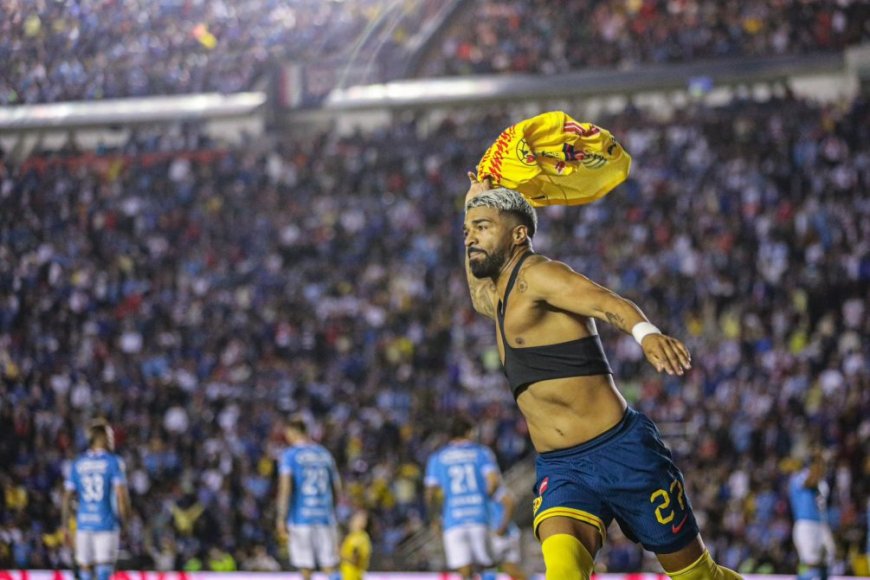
[496,252,612,397]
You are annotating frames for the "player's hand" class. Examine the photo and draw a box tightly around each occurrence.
[495,523,509,537]
[641,334,691,376]
[63,529,73,550]
[275,520,288,540]
[465,172,493,204]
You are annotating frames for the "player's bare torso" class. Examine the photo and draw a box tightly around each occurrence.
[495,253,627,453]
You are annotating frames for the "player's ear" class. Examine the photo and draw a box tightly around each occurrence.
[512,225,528,245]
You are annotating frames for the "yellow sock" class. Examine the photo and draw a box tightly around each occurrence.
[541,533,594,580]
[667,550,743,579]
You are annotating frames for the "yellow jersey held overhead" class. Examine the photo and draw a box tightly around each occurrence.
[477,111,631,207]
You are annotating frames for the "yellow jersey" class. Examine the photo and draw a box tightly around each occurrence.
[477,110,631,207]
[340,530,372,579]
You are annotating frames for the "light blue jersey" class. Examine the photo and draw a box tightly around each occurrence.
[789,468,828,523]
[65,450,127,532]
[279,443,339,526]
[488,486,519,535]
[425,441,498,530]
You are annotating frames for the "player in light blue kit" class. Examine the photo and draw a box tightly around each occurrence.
[425,416,501,580]
[62,419,131,580]
[488,485,527,580]
[788,452,835,580]
[276,416,342,580]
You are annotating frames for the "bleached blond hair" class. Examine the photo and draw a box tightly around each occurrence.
[465,187,537,238]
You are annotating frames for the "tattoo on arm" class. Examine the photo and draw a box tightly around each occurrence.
[473,282,496,318]
[465,255,496,319]
[517,276,528,293]
[605,311,627,331]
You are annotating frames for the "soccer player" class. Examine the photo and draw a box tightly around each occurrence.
[62,419,131,580]
[276,416,342,580]
[340,510,372,580]
[425,416,500,580]
[488,485,527,580]
[462,176,741,580]
[789,452,835,579]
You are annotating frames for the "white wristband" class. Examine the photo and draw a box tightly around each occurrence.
[632,322,661,345]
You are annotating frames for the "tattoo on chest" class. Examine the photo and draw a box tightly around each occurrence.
[606,311,626,328]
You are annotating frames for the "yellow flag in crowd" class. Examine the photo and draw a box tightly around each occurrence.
[477,111,631,207]
[193,24,218,50]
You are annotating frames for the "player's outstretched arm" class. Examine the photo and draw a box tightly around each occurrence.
[525,260,691,376]
[462,173,497,319]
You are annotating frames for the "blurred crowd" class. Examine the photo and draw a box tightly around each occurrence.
[424,0,870,77]
[0,0,438,105]
[0,91,868,574]
[4,0,870,105]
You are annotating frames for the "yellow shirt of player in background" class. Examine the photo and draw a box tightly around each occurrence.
[340,530,372,580]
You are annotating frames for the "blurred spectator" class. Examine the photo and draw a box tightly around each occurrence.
[145,535,179,571]
[206,546,237,571]
[424,0,870,77]
[0,0,438,104]
[0,92,867,573]
[4,1,868,105]
[243,544,281,572]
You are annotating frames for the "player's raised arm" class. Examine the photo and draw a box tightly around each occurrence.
[463,173,498,319]
[524,260,692,376]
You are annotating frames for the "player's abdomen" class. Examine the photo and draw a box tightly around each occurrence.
[517,373,627,452]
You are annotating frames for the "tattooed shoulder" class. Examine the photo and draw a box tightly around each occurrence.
[517,276,528,293]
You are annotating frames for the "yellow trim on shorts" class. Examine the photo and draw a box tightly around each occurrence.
[533,507,607,542]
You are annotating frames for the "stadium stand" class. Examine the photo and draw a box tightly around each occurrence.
[0,90,867,574]
[4,1,870,104]
[421,0,870,77]
[0,0,442,105]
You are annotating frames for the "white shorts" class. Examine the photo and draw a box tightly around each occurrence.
[443,524,493,570]
[490,529,521,565]
[75,530,119,566]
[793,520,835,566]
[288,524,339,570]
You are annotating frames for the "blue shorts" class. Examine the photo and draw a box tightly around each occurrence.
[532,408,699,554]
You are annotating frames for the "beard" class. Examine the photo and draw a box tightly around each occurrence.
[468,248,506,278]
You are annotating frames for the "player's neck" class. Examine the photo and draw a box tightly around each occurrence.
[493,246,532,288]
